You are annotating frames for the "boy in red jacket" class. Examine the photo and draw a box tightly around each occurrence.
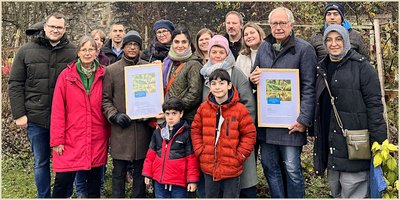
[191,69,256,198]
[142,97,199,198]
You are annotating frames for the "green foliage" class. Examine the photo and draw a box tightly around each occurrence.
[372,139,399,199]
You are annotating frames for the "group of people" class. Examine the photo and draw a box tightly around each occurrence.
[8,2,387,199]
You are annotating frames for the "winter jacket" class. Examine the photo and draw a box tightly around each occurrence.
[202,67,256,123]
[102,39,122,64]
[8,31,77,128]
[102,55,153,161]
[98,50,110,66]
[224,33,242,60]
[141,38,171,63]
[191,86,256,181]
[142,120,200,187]
[164,55,204,122]
[50,62,109,172]
[312,50,387,176]
[252,32,317,146]
[309,26,369,62]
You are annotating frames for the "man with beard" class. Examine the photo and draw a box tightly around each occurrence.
[224,11,244,59]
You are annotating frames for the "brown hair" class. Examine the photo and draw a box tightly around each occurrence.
[90,29,106,43]
[239,22,266,56]
[194,28,214,63]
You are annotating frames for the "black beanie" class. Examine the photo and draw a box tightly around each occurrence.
[324,2,345,22]
[122,30,143,49]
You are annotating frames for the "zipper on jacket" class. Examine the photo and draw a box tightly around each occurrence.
[160,142,168,182]
[226,119,230,136]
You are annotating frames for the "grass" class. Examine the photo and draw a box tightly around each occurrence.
[2,142,331,198]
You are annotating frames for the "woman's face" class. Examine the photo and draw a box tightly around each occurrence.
[198,33,212,53]
[156,28,172,44]
[209,46,227,64]
[93,33,104,52]
[172,33,190,54]
[325,31,344,56]
[243,27,261,50]
[78,41,97,67]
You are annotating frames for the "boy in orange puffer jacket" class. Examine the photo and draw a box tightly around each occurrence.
[191,69,256,198]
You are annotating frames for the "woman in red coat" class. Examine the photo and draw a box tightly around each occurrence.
[50,36,109,198]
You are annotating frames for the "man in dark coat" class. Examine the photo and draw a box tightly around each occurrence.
[102,23,125,64]
[102,30,153,198]
[224,11,243,59]
[312,24,386,198]
[8,13,77,198]
[309,2,369,62]
[249,7,317,198]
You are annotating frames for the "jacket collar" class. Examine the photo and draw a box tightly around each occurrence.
[317,49,355,75]
[36,30,70,49]
[206,85,239,109]
[265,31,296,56]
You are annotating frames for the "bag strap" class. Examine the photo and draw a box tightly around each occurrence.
[165,62,185,94]
[322,77,347,136]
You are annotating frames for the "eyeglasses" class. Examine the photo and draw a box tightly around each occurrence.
[80,48,96,53]
[46,24,65,32]
[156,30,169,36]
[270,21,290,28]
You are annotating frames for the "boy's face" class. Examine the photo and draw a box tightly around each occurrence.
[210,78,232,102]
[164,110,183,128]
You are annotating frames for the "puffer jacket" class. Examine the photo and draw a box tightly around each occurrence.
[309,26,369,62]
[253,32,316,146]
[102,55,153,161]
[312,50,387,176]
[50,62,109,172]
[164,55,203,122]
[8,31,76,128]
[142,120,199,187]
[191,86,256,181]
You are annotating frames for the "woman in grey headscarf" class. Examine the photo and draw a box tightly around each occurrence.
[312,24,387,198]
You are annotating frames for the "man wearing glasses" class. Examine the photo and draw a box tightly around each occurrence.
[249,7,317,198]
[8,13,76,198]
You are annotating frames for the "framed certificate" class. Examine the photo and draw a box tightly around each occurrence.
[124,63,164,119]
[257,68,300,128]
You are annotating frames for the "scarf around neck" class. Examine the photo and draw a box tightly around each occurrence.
[200,51,235,86]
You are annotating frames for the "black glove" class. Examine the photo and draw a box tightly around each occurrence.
[110,113,132,129]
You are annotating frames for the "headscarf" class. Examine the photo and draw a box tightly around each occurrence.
[323,24,351,61]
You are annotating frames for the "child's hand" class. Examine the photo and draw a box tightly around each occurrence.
[144,177,152,185]
[187,183,197,192]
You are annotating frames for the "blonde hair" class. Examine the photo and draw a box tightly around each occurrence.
[90,29,106,43]
[239,22,266,56]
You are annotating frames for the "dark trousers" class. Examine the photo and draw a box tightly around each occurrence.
[204,174,240,198]
[111,159,145,198]
[52,166,102,198]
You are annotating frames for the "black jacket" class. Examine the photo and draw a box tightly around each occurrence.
[8,32,76,129]
[312,50,387,176]
[102,39,122,64]
[224,33,242,60]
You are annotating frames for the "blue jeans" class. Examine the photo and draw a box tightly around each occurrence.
[74,165,106,197]
[154,181,187,198]
[27,122,51,198]
[260,143,304,198]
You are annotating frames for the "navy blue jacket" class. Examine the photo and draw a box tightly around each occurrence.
[252,32,317,146]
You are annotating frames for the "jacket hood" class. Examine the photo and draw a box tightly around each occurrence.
[26,20,45,36]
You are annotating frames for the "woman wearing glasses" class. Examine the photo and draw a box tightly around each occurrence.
[141,19,175,63]
[50,36,109,198]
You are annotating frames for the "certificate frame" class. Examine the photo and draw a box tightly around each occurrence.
[124,63,164,119]
[257,68,300,128]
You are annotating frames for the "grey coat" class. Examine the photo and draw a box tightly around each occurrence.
[253,33,317,146]
[102,55,153,161]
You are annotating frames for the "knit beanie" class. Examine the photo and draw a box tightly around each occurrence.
[207,35,230,57]
[324,2,345,23]
[152,19,175,33]
[122,30,143,49]
[323,24,351,61]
